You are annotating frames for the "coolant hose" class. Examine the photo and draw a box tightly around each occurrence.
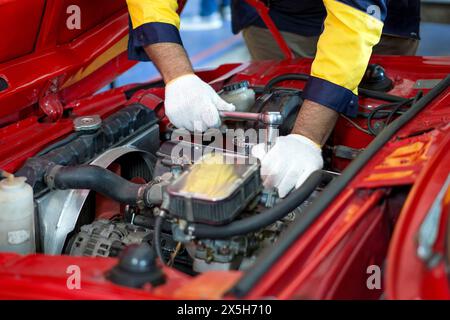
[46,165,146,205]
[190,170,326,239]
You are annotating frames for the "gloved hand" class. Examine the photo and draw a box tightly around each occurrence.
[164,74,235,132]
[251,134,323,198]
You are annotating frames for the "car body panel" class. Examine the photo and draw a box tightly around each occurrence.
[0,0,449,300]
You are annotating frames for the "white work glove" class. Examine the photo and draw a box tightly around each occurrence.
[164,74,235,132]
[252,134,323,198]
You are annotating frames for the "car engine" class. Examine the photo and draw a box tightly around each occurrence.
[11,86,335,275]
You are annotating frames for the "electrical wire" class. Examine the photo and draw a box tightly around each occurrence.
[384,100,412,127]
[168,242,183,267]
[366,91,423,136]
[367,103,400,135]
[340,114,371,135]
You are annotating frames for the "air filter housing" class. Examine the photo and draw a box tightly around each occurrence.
[166,153,261,225]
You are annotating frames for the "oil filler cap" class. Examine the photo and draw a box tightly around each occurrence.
[106,243,166,288]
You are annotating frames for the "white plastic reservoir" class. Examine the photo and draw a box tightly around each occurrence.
[0,175,35,254]
[220,81,256,112]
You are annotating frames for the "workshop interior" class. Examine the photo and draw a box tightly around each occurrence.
[0,0,449,301]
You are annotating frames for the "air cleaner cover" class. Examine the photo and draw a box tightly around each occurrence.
[166,153,261,225]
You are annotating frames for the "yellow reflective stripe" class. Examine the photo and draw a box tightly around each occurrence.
[311,0,384,94]
[62,35,129,89]
[126,0,180,29]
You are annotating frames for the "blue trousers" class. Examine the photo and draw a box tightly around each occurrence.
[200,0,231,17]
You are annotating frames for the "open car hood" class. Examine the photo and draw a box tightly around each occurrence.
[0,0,135,126]
[0,0,187,126]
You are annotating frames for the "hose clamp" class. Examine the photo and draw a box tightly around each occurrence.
[136,184,148,209]
[45,164,63,190]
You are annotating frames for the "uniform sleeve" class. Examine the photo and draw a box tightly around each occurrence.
[302,0,387,117]
[126,0,182,61]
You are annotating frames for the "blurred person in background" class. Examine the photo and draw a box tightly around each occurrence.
[182,0,231,30]
[232,0,421,60]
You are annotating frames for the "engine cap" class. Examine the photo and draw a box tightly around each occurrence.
[106,243,166,288]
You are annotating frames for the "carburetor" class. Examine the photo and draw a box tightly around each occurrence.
[165,152,262,225]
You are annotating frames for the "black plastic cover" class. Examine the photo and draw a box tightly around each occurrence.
[250,89,302,135]
[106,243,166,288]
[16,103,158,194]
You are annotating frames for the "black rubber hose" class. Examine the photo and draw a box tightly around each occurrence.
[367,98,414,135]
[262,73,408,103]
[358,87,408,103]
[384,99,413,127]
[153,215,166,264]
[48,165,145,205]
[263,73,310,93]
[230,74,450,298]
[190,170,325,239]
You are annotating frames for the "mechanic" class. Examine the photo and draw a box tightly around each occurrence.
[126,0,387,198]
[236,0,421,60]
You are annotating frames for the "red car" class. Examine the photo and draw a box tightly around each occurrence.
[0,0,449,300]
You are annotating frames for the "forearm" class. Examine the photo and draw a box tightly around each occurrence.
[144,43,193,83]
[292,100,339,146]
[292,1,386,146]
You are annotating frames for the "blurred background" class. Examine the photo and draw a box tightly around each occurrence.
[114,0,450,87]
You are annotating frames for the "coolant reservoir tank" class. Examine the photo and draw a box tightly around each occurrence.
[0,174,35,254]
[220,81,255,112]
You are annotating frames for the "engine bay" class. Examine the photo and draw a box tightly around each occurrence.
[8,84,343,276]
[0,0,448,299]
[2,51,448,297]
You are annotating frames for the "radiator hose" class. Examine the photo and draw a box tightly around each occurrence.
[45,165,148,206]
